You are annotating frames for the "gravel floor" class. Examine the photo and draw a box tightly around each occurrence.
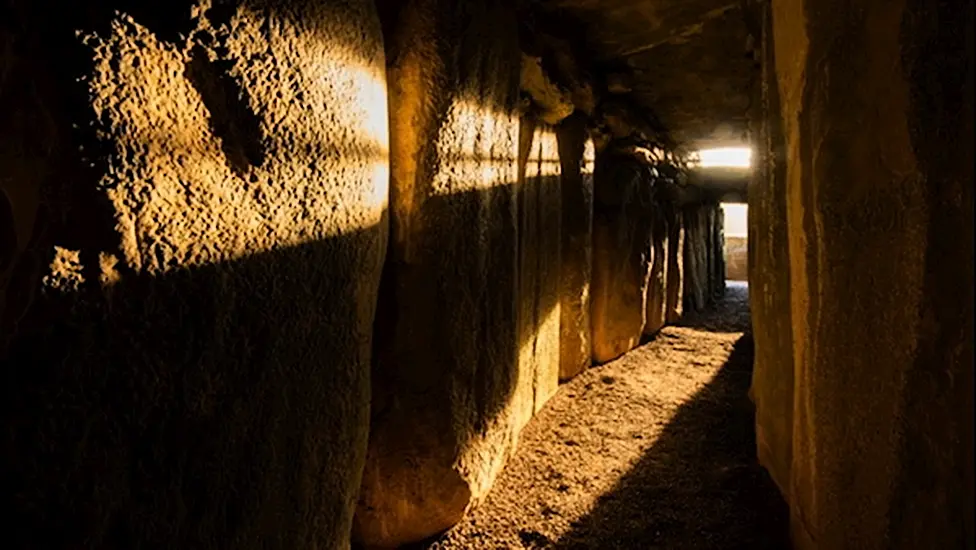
[413,282,791,550]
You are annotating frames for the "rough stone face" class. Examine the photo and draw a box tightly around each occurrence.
[555,112,594,380]
[709,205,726,299]
[539,0,755,146]
[642,195,668,336]
[723,235,747,281]
[681,202,725,312]
[354,1,523,546]
[590,149,652,363]
[520,54,575,125]
[751,0,974,548]
[682,206,708,312]
[515,116,562,426]
[664,203,685,323]
[747,0,794,506]
[1,1,389,548]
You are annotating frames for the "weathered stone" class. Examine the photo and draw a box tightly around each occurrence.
[753,0,974,547]
[539,0,755,145]
[515,116,562,425]
[682,206,708,312]
[642,196,668,336]
[520,54,575,125]
[354,1,525,546]
[591,149,651,363]
[555,112,595,380]
[747,0,794,504]
[724,235,747,281]
[709,205,726,300]
[665,203,685,323]
[682,201,724,309]
[1,1,389,548]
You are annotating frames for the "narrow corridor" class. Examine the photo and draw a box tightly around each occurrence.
[418,283,790,549]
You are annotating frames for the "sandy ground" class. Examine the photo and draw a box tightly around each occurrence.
[412,282,790,549]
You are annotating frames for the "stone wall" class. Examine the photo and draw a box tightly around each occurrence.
[1,1,734,547]
[590,150,652,363]
[556,113,595,381]
[747,0,795,501]
[724,236,747,281]
[664,203,685,323]
[642,194,669,337]
[515,117,562,429]
[1,1,389,548]
[751,0,974,548]
[682,202,725,313]
[354,0,522,545]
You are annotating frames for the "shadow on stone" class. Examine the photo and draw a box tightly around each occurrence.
[553,334,791,550]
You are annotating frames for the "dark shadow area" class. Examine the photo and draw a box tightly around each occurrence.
[185,45,266,177]
[2,217,387,550]
[5,168,568,550]
[553,332,791,550]
[674,281,749,334]
[371,168,562,415]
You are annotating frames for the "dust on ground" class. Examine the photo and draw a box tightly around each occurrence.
[413,282,790,549]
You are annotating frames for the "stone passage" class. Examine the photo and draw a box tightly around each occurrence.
[420,283,790,549]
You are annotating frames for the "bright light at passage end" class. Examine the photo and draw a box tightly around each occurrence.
[698,147,752,168]
[721,204,748,238]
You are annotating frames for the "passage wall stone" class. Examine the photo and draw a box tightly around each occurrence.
[590,150,651,363]
[682,206,707,312]
[1,1,389,548]
[515,116,562,430]
[642,194,669,337]
[753,0,974,548]
[748,0,795,509]
[354,0,524,546]
[665,203,685,323]
[724,235,747,281]
[555,112,595,381]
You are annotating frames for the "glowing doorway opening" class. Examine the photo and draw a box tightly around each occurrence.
[698,147,752,168]
[721,203,748,282]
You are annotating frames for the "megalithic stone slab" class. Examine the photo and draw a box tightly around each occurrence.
[1,2,389,548]
[354,1,526,546]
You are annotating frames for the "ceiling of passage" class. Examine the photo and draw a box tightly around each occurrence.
[538,0,759,148]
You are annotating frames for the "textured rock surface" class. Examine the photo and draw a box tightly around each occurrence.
[751,0,974,547]
[1,1,389,548]
[539,0,755,146]
[724,236,747,281]
[682,206,707,312]
[590,149,652,363]
[747,0,794,502]
[709,206,726,299]
[642,196,668,336]
[664,203,685,323]
[681,202,724,313]
[555,113,595,381]
[515,117,562,428]
[355,1,524,546]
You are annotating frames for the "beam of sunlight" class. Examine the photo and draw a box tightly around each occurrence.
[430,99,519,196]
[80,11,390,279]
[721,204,748,238]
[527,129,561,179]
[696,147,752,168]
[582,137,596,176]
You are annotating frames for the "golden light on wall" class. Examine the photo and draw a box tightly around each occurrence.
[526,128,560,179]
[583,138,596,176]
[430,99,518,196]
[79,10,391,280]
